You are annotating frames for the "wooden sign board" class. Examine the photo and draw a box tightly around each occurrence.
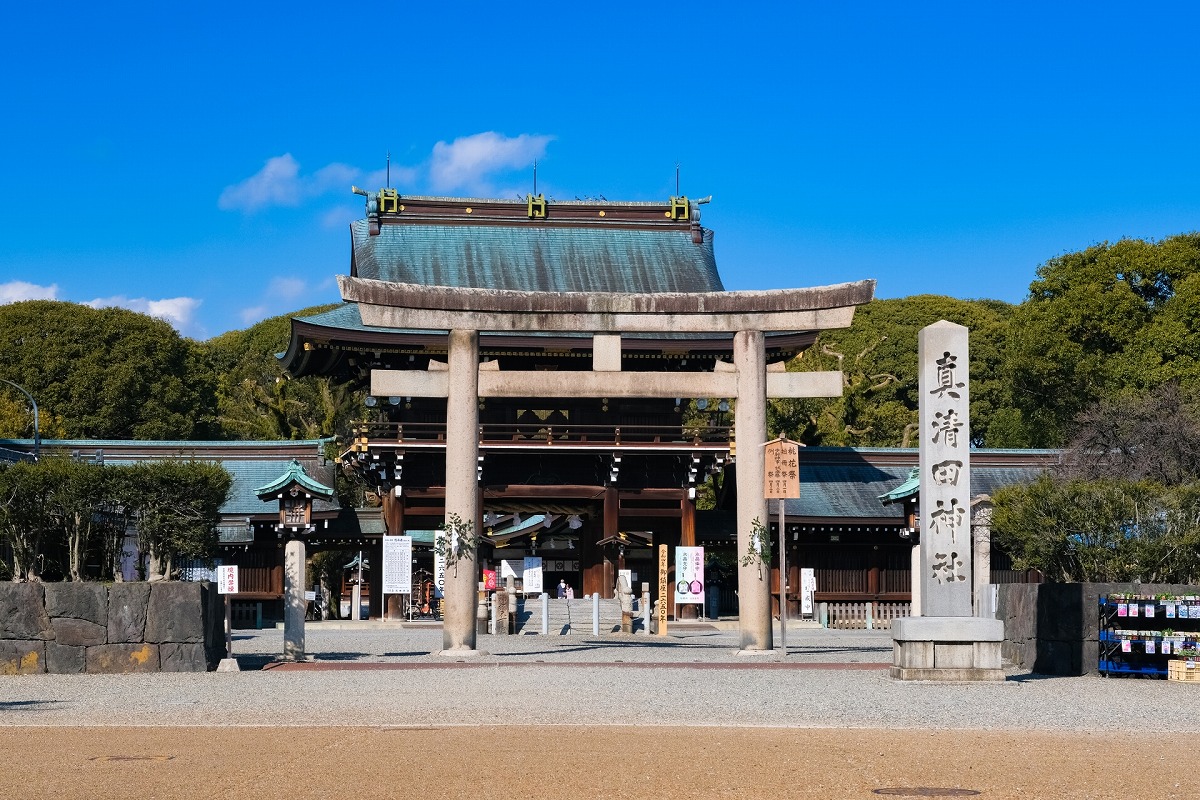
[764,439,801,499]
[657,544,668,635]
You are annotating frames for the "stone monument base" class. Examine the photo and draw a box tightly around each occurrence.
[891,616,1005,681]
[438,648,484,658]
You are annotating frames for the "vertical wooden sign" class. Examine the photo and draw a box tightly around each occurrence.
[764,438,800,653]
[764,439,800,499]
[657,544,668,635]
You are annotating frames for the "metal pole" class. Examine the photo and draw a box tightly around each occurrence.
[0,379,39,460]
[778,498,787,655]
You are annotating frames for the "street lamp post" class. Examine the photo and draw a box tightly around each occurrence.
[0,379,39,461]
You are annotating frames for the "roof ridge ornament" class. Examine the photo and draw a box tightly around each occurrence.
[526,193,547,219]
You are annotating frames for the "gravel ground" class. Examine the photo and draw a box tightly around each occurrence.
[4,625,1199,733]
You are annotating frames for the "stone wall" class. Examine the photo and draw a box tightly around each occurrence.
[0,581,224,674]
[996,582,1200,676]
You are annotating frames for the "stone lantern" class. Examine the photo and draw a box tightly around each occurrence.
[254,460,333,660]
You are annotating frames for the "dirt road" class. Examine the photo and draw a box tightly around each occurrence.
[2,726,1191,799]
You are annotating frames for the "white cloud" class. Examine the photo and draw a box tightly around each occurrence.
[320,207,358,230]
[268,277,307,301]
[87,295,203,335]
[218,154,362,213]
[430,132,553,195]
[218,154,304,212]
[219,133,553,213]
[311,162,359,194]
[0,281,59,303]
[239,305,268,325]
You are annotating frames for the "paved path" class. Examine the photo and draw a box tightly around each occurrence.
[3,626,1198,798]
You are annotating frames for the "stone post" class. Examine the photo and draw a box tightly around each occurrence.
[506,576,517,634]
[640,582,650,636]
[891,321,1003,680]
[910,543,922,617]
[441,328,481,655]
[918,319,972,618]
[972,497,993,617]
[734,329,772,652]
[283,538,306,660]
[494,588,509,636]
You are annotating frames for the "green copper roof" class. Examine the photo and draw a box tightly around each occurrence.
[349,219,724,293]
[776,449,1053,520]
[254,459,335,500]
[879,467,921,505]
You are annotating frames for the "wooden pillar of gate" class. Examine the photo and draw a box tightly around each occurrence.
[602,486,619,598]
[580,513,604,598]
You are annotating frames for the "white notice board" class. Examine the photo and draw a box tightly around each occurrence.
[217,565,238,595]
[522,557,543,595]
[801,568,816,616]
[382,535,412,595]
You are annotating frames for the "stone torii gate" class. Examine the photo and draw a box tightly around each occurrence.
[341,276,875,655]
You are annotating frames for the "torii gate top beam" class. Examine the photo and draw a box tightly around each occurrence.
[340,276,876,334]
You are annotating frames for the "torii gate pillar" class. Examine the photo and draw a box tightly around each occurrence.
[734,330,772,652]
[442,329,482,656]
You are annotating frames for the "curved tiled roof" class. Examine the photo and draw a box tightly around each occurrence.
[349,218,723,293]
[254,459,335,500]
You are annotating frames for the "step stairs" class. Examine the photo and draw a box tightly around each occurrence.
[511,596,639,635]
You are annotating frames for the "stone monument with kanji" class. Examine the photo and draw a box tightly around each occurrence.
[890,320,1005,681]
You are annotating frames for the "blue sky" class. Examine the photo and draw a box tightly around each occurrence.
[3,2,1198,339]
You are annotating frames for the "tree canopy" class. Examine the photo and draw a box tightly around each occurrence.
[0,301,216,440]
[127,460,232,580]
[200,304,363,441]
[992,476,1200,584]
[771,295,1019,447]
[1004,234,1200,446]
[0,457,230,582]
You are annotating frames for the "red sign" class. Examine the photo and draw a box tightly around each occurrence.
[482,569,498,590]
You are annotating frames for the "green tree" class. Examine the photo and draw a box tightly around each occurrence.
[1005,234,1200,446]
[307,549,352,620]
[37,458,116,582]
[201,305,364,440]
[993,476,1200,583]
[772,296,1018,447]
[125,460,232,580]
[0,301,218,440]
[0,461,52,581]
